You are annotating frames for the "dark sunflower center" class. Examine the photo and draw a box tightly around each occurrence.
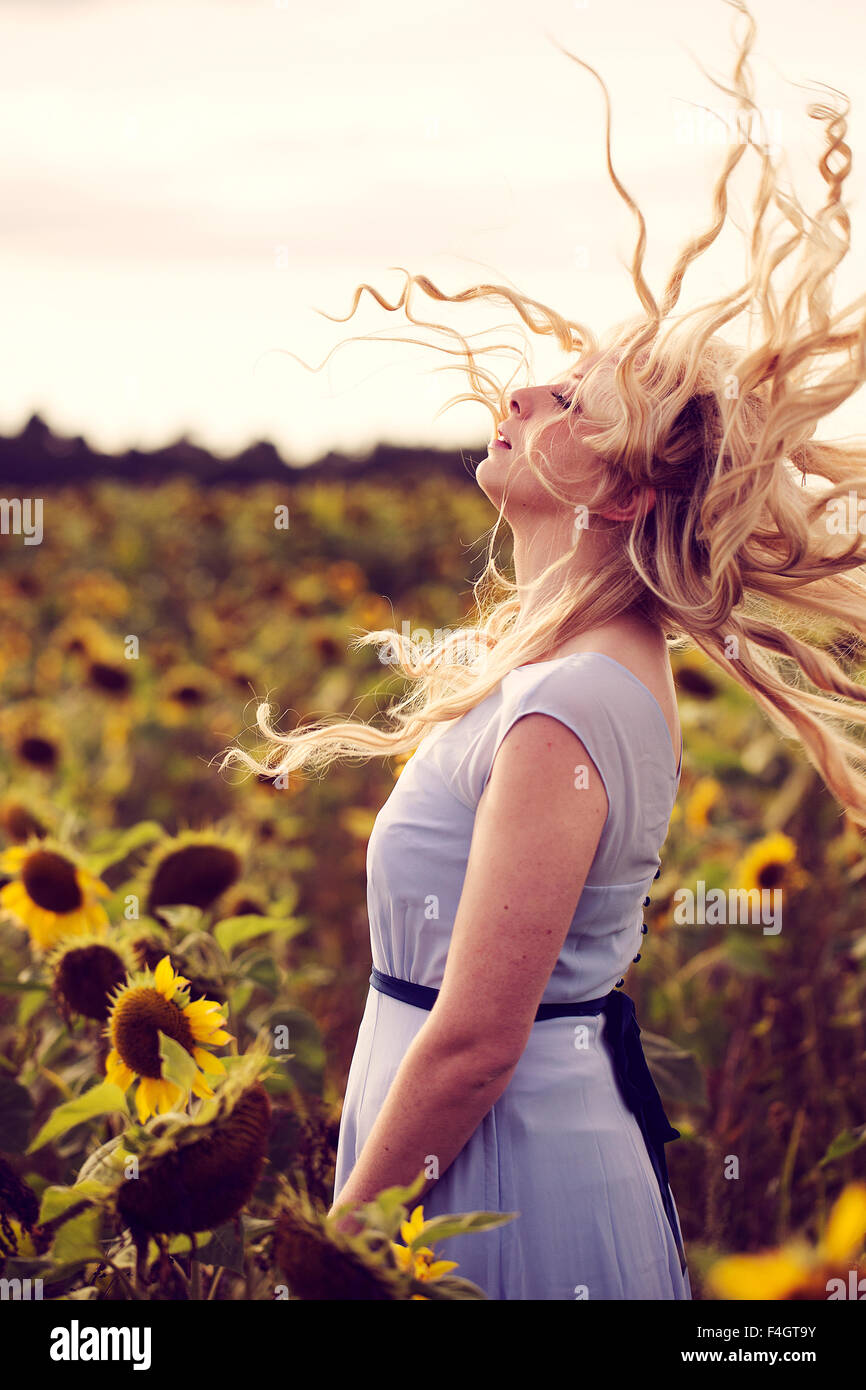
[22,850,82,913]
[757,863,785,890]
[172,685,204,706]
[18,737,57,768]
[0,804,45,843]
[89,662,131,694]
[54,945,128,1022]
[147,844,242,913]
[112,986,196,1078]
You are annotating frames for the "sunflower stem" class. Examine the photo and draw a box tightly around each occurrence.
[101,1257,139,1301]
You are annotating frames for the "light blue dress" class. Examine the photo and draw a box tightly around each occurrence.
[333,651,691,1300]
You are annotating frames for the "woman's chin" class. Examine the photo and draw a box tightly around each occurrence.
[476,446,517,490]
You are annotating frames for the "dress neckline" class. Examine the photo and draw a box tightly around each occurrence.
[512,650,683,779]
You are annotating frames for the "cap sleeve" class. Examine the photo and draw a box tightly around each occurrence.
[451,659,615,830]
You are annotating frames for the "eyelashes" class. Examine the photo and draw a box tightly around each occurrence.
[551,388,580,412]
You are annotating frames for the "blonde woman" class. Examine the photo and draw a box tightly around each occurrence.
[223,0,866,1299]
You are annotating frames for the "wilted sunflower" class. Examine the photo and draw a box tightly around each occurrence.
[102,1049,273,1240]
[0,841,111,951]
[141,828,245,920]
[49,933,135,1023]
[273,1184,408,1301]
[105,956,232,1122]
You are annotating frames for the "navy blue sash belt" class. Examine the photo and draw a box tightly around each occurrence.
[370,967,687,1275]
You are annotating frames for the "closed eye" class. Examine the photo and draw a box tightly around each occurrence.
[551,388,579,412]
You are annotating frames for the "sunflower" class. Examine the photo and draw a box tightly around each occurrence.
[707,1183,866,1299]
[15,734,59,770]
[735,831,804,893]
[684,776,723,832]
[140,828,245,920]
[105,956,232,1122]
[113,1050,272,1239]
[673,649,719,700]
[0,841,111,952]
[274,1184,407,1300]
[49,933,135,1023]
[0,798,47,844]
[131,935,226,1005]
[87,659,132,697]
[156,664,217,725]
[390,1204,459,1286]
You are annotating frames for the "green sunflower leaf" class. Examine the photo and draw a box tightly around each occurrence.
[214,914,307,957]
[158,1031,198,1093]
[40,1179,109,1223]
[819,1126,866,1166]
[408,1209,518,1252]
[28,1081,129,1153]
[51,1204,104,1272]
[154,905,204,933]
[85,820,165,875]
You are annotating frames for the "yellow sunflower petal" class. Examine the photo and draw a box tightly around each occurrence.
[153,956,177,999]
[105,1049,135,1091]
[185,1005,232,1044]
[191,1072,215,1100]
[0,847,30,872]
[192,1047,226,1076]
[821,1183,866,1264]
[135,1077,161,1123]
[706,1248,810,1300]
[390,1242,412,1270]
[154,1079,184,1114]
[183,998,224,1022]
[400,1205,426,1243]
[82,902,110,933]
[0,882,28,907]
[424,1259,459,1279]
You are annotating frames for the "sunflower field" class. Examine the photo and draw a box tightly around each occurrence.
[1,473,865,1301]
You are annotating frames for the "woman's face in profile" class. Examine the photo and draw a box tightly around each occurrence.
[475,354,608,519]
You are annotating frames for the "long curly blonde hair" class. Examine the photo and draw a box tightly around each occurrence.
[220,0,866,830]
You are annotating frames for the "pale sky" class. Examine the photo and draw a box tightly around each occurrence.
[2,0,866,465]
